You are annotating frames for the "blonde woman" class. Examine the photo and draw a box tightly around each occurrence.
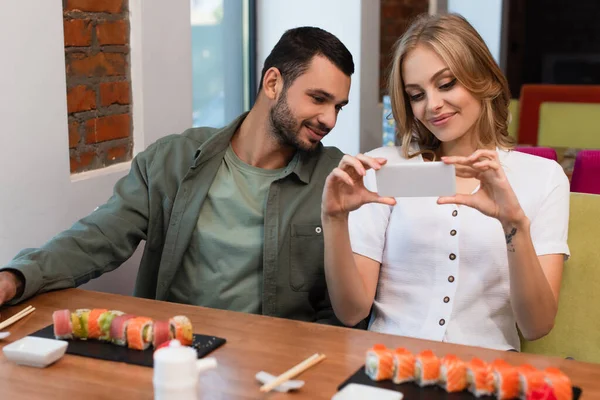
[321,14,569,351]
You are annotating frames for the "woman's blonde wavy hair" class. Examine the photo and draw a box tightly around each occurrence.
[388,13,515,159]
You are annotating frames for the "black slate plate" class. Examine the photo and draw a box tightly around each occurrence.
[338,365,582,399]
[30,324,226,368]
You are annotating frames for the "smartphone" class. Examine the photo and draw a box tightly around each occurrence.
[374,162,456,198]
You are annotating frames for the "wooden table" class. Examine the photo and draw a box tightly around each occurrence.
[1,289,599,399]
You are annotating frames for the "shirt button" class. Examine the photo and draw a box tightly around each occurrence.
[315,227,322,234]
[452,210,458,217]
[449,253,456,260]
[450,229,457,236]
[439,319,446,326]
[448,276,455,283]
[443,296,450,303]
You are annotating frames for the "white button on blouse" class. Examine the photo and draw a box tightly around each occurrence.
[348,146,570,351]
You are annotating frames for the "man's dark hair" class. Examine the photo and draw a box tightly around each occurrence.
[258,27,354,94]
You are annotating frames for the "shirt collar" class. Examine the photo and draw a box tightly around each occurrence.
[192,112,320,184]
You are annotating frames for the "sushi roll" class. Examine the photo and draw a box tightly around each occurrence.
[127,317,154,350]
[528,383,558,400]
[466,358,494,397]
[86,308,109,340]
[365,344,394,381]
[517,364,546,399]
[52,309,73,340]
[97,310,124,341]
[415,350,441,387]
[544,367,572,400]
[71,309,91,339]
[110,314,136,346]
[491,359,520,400]
[439,354,467,393]
[392,347,415,384]
[169,315,193,346]
[152,320,172,349]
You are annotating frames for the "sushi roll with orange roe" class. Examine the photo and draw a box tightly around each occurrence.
[110,314,135,346]
[365,344,394,381]
[169,315,193,346]
[392,347,415,384]
[127,316,154,350]
[518,364,546,399]
[544,367,572,400]
[491,359,520,399]
[415,350,441,387]
[439,354,467,393]
[467,358,495,397]
[86,308,108,340]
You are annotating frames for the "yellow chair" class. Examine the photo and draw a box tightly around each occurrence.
[521,193,600,363]
[508,99,519,140]
[538,102,600,149]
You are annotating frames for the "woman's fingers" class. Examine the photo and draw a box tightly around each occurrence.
[472,159,501,172]
[437,193,475,207]
[376,196,397,206]
[338,154,387,177]
[467,149,499,162]
[355,154,386,171]
[442,149,499,166]
[454,165,480,179]
[363,189,396,206]
[338,155,367,176]
[330,167,355,186]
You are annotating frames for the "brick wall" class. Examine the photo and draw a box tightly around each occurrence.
[64,0,132,174]
[380,0,429,98]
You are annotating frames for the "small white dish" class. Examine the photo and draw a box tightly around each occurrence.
[0,332,10,340]
[255,371,305,392]
[2,336,68,368]
[332,383,403,400]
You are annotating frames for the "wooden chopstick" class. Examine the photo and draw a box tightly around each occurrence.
[259,353,326,393]
[0,305,35,331]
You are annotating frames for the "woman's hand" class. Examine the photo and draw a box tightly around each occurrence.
[322,154,396,220]
[438,149,527,228]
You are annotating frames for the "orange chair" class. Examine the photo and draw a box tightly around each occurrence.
[517,84,600,145]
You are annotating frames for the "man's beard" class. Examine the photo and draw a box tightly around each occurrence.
[269,91,329,153]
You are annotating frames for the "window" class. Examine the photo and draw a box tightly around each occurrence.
[191,0,255,128]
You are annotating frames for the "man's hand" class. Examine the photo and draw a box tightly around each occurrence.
[0,271,22,306]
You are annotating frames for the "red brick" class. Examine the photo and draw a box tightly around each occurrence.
[99,81,130,106]
[70,151,96,173]
[379,0,428,97]
[69,121,80,148]
[85,114,130,143]
[66,0,123,13]
[64,19,92,47]
[67,52,127,78]
[97,20,128,45]
[106,144,129,162]
[67,85,96,113]
[381,3,403,20]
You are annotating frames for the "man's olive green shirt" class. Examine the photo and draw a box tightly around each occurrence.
[3,114,345,324]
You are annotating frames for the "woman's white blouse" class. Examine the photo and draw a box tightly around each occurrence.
[348,146,570,351]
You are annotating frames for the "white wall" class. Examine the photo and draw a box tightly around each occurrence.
[0,0,192,296]
[447,0,503,64]
[256,0,382,155]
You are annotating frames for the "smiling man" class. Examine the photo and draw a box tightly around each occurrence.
[0,27,354,325]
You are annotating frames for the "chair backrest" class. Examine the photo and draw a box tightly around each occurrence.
[571,150,600,195]
[538,102,600,149]
[515,146,558,161]
[508,99,519,140]
[520,193,600,363]
[517,84,600,145]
